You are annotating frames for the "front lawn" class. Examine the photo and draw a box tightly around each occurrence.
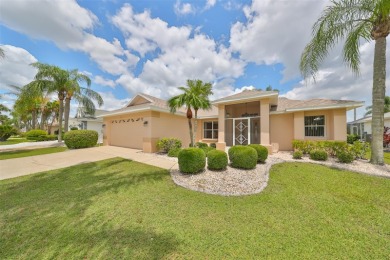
[0,159,389,259]
[0,137,35,145]
[366,151,390,164]
[0,147,68,160]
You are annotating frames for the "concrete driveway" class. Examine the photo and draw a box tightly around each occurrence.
[0,146,178,181]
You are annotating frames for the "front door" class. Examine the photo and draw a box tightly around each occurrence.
[234,119,249,145]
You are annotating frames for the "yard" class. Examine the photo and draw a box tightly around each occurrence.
[0,147,68,160]
[1,158,389,259]
[0,137,34,146]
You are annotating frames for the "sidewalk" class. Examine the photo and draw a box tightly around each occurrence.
[0,140,64,152]
[0,146,178,181]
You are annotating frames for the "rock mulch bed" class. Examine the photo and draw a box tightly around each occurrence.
[149,151,389,196]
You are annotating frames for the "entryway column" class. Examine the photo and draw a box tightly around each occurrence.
[217,105,226,151]
[260,99,272,153]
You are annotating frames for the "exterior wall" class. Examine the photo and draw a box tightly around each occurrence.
[217,105,226,151]
[270,113,294,151]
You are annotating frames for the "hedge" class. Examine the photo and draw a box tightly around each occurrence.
[228,145,257,169]
[178,148,206,174]
[207,150,228,170]
[248,144,268,163]
[26,129,47,140]
[63,130,98,149]
[309,150,328,161]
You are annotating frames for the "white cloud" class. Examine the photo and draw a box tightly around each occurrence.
[0,0,135,75]
[222,1,242,11]
[205,0,217,10]
[97,91,130,111]
[174,1,195,15]
[94,75,116,88]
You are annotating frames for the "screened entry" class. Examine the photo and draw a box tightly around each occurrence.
[225,117,260,146]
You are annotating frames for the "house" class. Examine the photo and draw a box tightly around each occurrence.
[69,109,108,143]
[348,112,390,141]
[100,90,363,153]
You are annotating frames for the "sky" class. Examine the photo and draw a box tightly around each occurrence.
[0,0,389,121]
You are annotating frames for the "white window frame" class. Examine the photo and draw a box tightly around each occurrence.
[304,115,325,137]
[203,121,218,139]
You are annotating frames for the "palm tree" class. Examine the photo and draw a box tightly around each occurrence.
[168,79,213,146]
[365,96,390,115]
[300,0,389,165]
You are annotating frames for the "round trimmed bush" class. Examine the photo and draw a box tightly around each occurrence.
[210,143,216,148]
[202,146,216,157]
[64,130,98,149]
[26,129,47,140]
[248,144,268,163]
[292,150,303,159]
[178,148,206,174]
[337,150,354,163]
[207,150,228,170]
[309,150,328,161]
[195,142,208,148]
[228,145,257,169]
[168,147,182,157]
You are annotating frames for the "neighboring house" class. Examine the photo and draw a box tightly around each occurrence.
[100,90,363,153]
[348,112,390,140]
[69,109,108,143]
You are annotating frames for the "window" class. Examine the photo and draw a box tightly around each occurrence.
[305,116,325,137]
[204,121,218,139]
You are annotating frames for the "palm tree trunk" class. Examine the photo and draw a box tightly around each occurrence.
[188,118,194,147]
[194,109,198,145]
[64,96,71,132]
[58,95,64,142]
[370,37,386,165]
[32,110,36,129]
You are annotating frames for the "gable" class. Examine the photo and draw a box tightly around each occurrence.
[127,95,153,107]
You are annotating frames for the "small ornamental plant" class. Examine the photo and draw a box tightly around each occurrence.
[178,148,206,174]
[337,150,354,163]
[228,145,257,169]
[292,150,303,159]
[309,150,328,161]
[248,144,268,163]
[207,150,228,171]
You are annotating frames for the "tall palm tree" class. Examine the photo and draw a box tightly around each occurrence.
[168,79,213,146]
[365,96,390,115]
[300,0,389,165]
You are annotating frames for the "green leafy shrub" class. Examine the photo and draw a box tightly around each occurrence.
[207,150,228,170]
[309,150,328,161]
[64,130,98,149]
[347,134,360,144]
[210,143,216,148]
[292,139,348,157]
[351,141,370,159]
[157,137,182,153]
[248,144,268,163]
[292,150,303,159]
[26,129,48,140]
[168,147,182,157]
[70,127,78,130]
[195,142,208,148]
[201,146,216,156]
[178,148,206,174]
[292,140,316,154]
[228,145,257,169]
[337,150,354,163]
[0,125,18,141]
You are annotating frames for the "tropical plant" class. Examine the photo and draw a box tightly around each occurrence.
[300,0,389,165]
[168,79,213,147]
[0,125,18,141]
[365,96,390,116]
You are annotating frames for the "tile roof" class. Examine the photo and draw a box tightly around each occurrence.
[275,97,362,112]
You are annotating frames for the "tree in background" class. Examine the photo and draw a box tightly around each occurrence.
[300,0,389,165]
[365,96,390,116]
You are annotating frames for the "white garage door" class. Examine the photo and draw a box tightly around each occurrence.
[110,119,144,149]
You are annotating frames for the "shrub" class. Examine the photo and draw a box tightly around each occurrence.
[228,145,257,169]
[64,130,98,149]
[210,143,216,148]
[292,140,316,154]
[350,141,370,159]
[26,129,48,140]
[157,137,182,153]
[309,150,328,161]
[168,147,182,157]
[195,142,208,148]
[70,127,78,130]
[207,150,228,170]
[178,148,206,174]
[337,150,354,163]
[0,125,18,141]
[347,134,360,144]
[248,144,268,163]
[201,146,216,156]
[292,150,303,159]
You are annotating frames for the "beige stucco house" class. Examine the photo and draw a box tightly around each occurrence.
[100,90,363,153]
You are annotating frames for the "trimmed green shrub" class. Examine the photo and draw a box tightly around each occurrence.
[337,150,354,163]
[292,150,303,159]
[201,146,216,156]
[168,147,182,157]
[228,145,257,169]
[64,130,98,149]
[178,148,206,174]
[70,127,78,130]
[195,142,208,148]
[207,150,228,170]
[248,144,268,163]
[309,150,328,161]
[157,137,182,153]
[347,134,360,144]
[26,129,47,140]
[0,125,18,141]
[210,143,216,148]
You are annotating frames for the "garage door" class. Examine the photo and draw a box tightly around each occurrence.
[110,120,144,149]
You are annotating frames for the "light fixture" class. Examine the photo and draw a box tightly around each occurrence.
[143,121,148,126]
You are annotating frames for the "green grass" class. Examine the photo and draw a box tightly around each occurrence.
[1,159,389,259]
[0,138,35,145]
[0,147,68,160]
[365,151,390,164]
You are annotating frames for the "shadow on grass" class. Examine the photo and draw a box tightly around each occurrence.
[0,158,179,259]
